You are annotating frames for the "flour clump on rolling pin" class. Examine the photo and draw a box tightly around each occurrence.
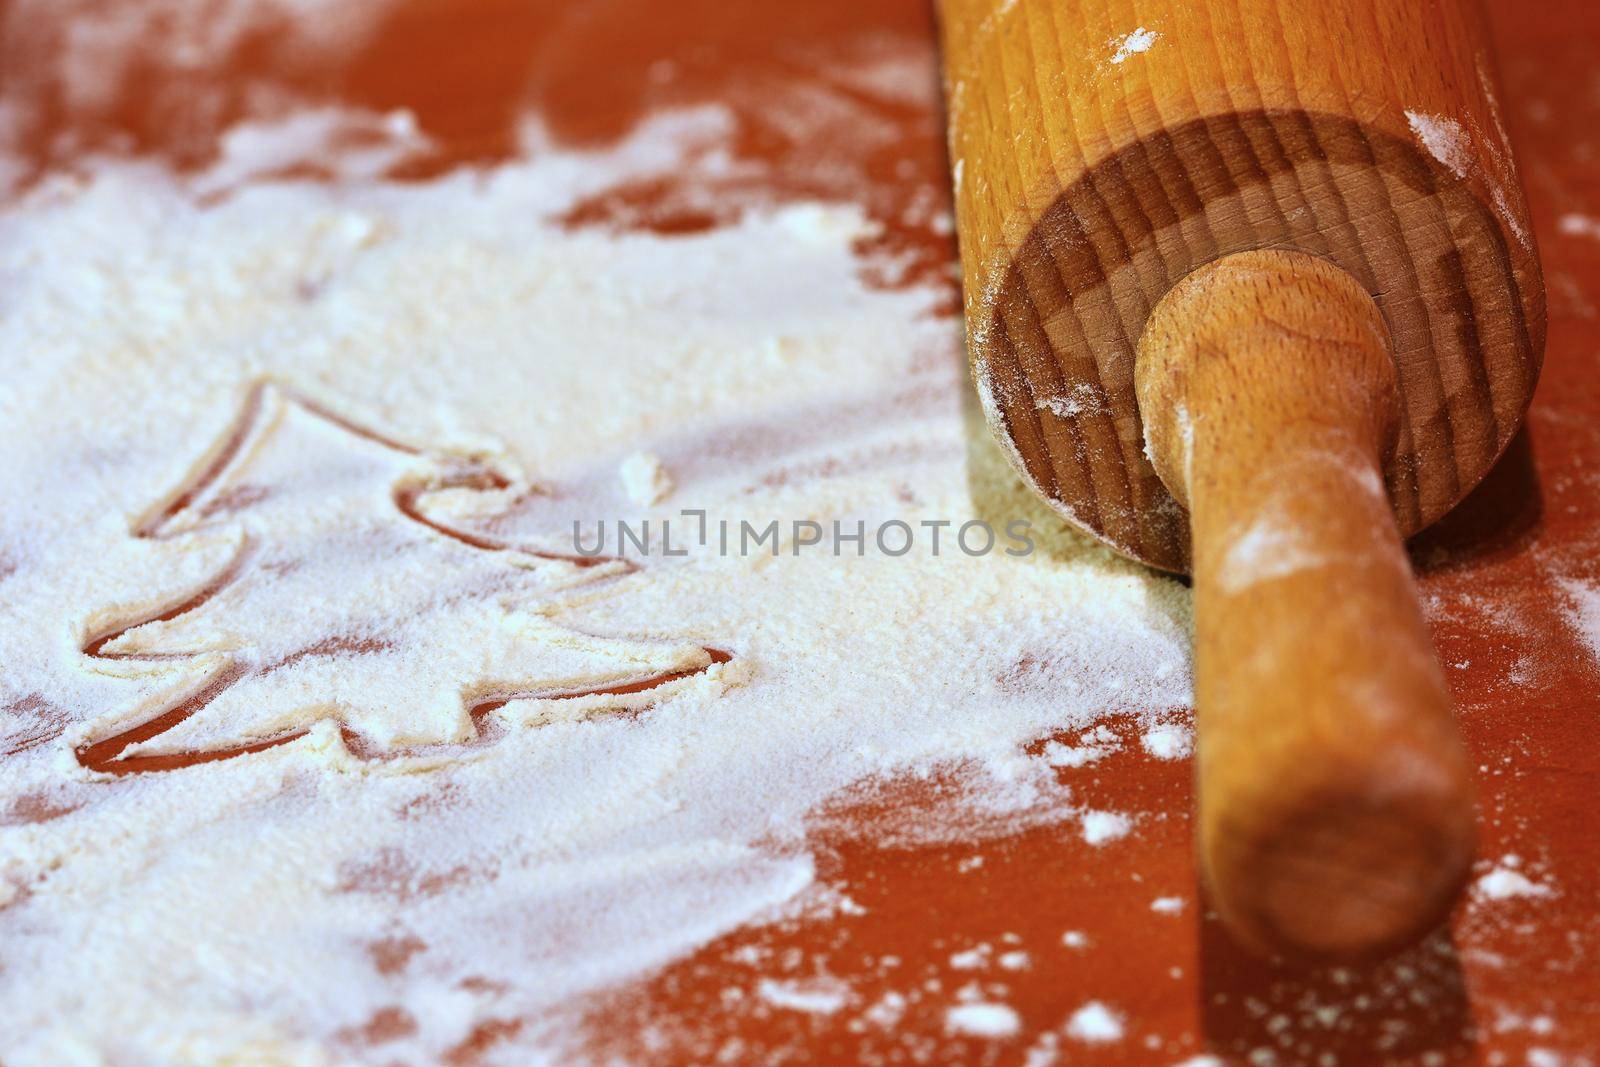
[1108,26,1159,64]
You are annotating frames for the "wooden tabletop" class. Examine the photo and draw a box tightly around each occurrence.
[6,1,1597,1062]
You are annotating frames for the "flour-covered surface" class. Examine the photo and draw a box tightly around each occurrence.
[0,1,1596,1065]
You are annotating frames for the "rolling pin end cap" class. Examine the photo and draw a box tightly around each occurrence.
[1208,774,1477,962]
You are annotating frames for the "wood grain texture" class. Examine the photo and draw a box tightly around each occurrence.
[938,0,1546,571]
[1138,250,1476,959]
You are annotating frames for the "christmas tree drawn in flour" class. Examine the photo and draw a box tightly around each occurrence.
[77,381,729,774]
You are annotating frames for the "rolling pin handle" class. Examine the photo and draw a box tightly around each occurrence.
[1137,251,1477,959]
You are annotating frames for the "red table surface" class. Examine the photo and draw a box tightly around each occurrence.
[3,1,1597,1063]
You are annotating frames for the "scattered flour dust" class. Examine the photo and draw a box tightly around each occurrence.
[1555,575,1600,666]
[0,26,1193,1067]
[1403,105,1531,252]
[1475,857,1555,901]
[945,1002,1022,1039]
[618,451,674,507]
[1141,721,1193,759]
[1150,896,1185,915]
[1406,109,1473,179]
[1080,809,1134,846]
[1065,1000,1125,1043]
[1042,723,1120,767]
[756,977,850,1015]
[0,0,399,177]
[1558,213,1600,241]
[1109,26,1160,65]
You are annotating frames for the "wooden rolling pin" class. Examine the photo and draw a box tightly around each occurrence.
[937,0,1545,959]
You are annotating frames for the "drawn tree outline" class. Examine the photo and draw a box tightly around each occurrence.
[75,380,730,775]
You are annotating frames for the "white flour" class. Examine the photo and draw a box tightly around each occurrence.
[1064,1000,1124,1043]
[1108,27,1160,66]
[1406,110,1473,179]
[0,99,1192,1063]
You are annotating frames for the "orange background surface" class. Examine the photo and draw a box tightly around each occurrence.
[3,1,1597,1063]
